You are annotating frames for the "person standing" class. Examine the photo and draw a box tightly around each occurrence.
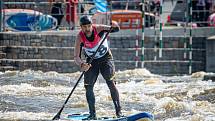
[66,0,78,30]
[208,5,215,26]
[49,0,65,29]
[74,15,122,120]
[196,0,207,26]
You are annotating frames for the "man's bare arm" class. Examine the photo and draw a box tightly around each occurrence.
[95,21,120,33]
[74,34,84,66]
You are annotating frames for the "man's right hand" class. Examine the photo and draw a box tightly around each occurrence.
[80,62,91,71]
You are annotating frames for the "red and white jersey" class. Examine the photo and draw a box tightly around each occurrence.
[79,26,109,59]
[208,13,215,27]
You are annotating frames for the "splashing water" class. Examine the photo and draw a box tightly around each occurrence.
[0,69,215,121]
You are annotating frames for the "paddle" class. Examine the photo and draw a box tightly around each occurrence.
[52,27,113,120]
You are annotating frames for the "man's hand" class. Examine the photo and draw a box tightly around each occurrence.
[111,20,119,28]
[80,62,91,71]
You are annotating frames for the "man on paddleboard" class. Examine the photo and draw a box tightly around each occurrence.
[74,15,122,120]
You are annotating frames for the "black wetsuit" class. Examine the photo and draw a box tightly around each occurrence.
[83,28,121,118]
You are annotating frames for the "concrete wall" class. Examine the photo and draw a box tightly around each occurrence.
[0,27,214,75]
[206,36,215,73]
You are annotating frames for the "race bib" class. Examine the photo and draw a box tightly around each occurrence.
[84,38,109,59]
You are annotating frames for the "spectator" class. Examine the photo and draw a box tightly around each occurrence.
[208,5,215,26]
[148,0,160,15]
[205,0,212,25]
[191,0,198,22]
[196,0,206,25]
[66,0,78,30]
[212,4,215,13]
[78,0,85,14]
[49,0,65,29]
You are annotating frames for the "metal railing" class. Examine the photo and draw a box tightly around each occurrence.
[0,0,215,32]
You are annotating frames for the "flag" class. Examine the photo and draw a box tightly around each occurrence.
[93,0,109,12]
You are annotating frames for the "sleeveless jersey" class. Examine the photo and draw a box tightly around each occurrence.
[79,26,109,59]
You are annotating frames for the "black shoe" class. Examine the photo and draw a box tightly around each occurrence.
[82,114,97,120]
[116,111,124,118]
[113,101,123,118]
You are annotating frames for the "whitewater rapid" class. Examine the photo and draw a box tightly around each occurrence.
[0,69,215,121]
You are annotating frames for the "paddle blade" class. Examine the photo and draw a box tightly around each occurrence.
[52,112,61,120]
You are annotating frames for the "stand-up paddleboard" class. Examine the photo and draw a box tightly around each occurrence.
[2,9,58,31]
[66,112,154,121]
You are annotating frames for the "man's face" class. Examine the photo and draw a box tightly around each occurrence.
[81,24,93,37]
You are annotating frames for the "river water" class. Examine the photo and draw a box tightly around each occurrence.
[0,69,215,121]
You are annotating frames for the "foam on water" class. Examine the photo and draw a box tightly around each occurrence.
[0,111,51,120]
[0,69,215,120]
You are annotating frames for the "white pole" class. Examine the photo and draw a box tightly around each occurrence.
[135,19,139,67]
[159,0,163,58]
[141,0,145,68]
[189,0,192,74]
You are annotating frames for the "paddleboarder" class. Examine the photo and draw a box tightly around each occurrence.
[74,15,122,120]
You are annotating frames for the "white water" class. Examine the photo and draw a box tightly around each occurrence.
[0,69,215,121]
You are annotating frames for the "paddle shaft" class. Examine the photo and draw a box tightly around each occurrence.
[52,27,113,120]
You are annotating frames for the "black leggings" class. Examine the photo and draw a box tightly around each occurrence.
[84,59,120,115]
